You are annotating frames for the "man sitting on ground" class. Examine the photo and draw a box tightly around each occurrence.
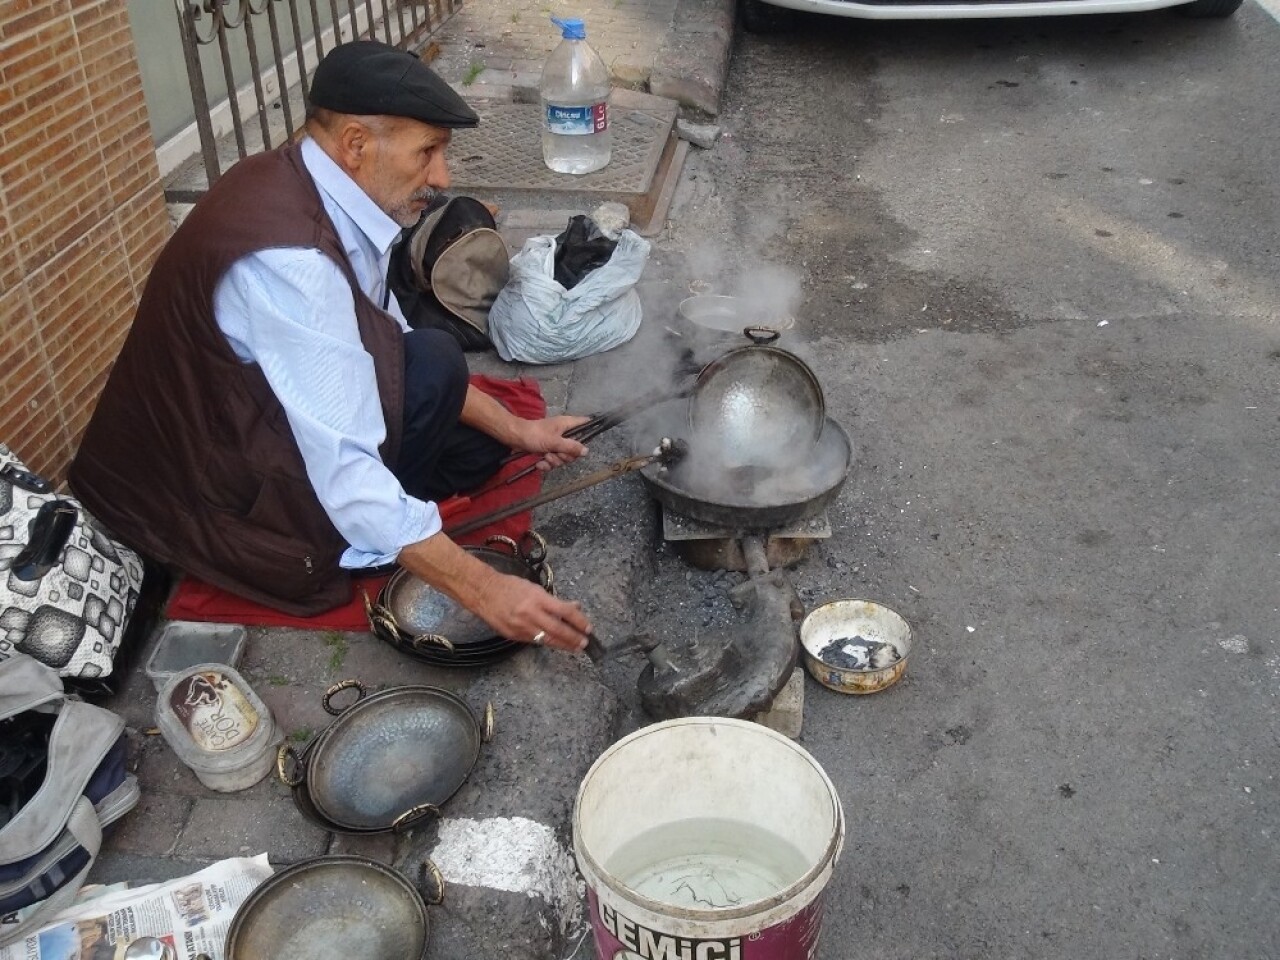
[70,41,591,652]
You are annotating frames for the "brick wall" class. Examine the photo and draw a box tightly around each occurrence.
[0,0,169,482]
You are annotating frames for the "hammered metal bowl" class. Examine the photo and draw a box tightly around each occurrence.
[688,344,824,471]
[288,684,485,832]
[378,549,533,647]
[225,856,428,960]
[369,538,549,663]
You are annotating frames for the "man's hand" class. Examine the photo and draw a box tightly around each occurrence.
[511,415,591,471]
[398,532,592,653]
[472,571,592,652]
[459,388,590,472]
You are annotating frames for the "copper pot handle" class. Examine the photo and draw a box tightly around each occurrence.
[276,743,305,787]
[418,859,446,906]
[411,632,456,654]
[322,678,367,715]
[743,325,781,344]
[482,534,520,556]
[363,586,404,638]
[391,802,441,833]
[360,585,378,621]
[371,611,402,640]
[518,529,549,566]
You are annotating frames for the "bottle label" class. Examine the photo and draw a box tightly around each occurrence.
[169,670,260,752]
[546,102,608,136]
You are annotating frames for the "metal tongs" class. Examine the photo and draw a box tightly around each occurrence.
[474,370,702,494]
[444,438,687,538]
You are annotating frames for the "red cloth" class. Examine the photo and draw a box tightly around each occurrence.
[164,374,547,631]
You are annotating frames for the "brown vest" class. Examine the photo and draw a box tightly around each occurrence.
[70,143,404,615]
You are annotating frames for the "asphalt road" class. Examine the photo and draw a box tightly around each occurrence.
[646,5,1280,957]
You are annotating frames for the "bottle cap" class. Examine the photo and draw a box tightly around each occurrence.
[552,16,587,39]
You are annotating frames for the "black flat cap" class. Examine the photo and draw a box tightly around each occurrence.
[310,40,479,129]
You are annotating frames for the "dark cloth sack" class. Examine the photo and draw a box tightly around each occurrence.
[0,654,139,947]
[389,196,510,351]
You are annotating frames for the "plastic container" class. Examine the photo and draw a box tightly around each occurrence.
[540,17,612,174]
[156,663,278,792]
[574,717,845,960]
[145,621,248,693]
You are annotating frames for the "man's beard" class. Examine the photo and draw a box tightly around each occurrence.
[388,186,439,228]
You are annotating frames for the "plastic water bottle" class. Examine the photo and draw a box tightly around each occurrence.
[540,17,612,175]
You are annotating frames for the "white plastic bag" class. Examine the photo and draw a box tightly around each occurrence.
[488,229,650,363]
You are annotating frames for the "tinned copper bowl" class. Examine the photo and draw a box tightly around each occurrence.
[800,599,912,695]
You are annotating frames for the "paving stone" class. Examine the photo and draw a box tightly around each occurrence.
[538,375,571,414]
[328,830,398,864]
[176,790,330,863]
[90,853,216,887]
[106,792,193,857]
[469,356,521,383]
[650,0,735,116]
[133,732,209,797]
[676,118,722,150]
[499,207,583,233]
[460,81,515,102]
[611,59,652,88]
[751,665,806,739]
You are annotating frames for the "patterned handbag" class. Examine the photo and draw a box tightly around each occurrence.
[0,444,146,687]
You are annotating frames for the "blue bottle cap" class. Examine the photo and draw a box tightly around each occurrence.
[551,16,587,39]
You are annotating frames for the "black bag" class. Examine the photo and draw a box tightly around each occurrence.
[388,196,510,352]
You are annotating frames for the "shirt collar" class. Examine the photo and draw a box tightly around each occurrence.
[300,136,403,258]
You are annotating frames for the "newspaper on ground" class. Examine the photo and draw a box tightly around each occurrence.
[0,854,272,960]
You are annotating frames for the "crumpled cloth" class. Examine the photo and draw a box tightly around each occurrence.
[554,214,618,289]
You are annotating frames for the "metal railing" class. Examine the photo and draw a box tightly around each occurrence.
[171,0,458,201]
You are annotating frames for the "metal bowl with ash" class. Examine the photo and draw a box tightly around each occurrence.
[800,600,913,695]
[675,294,795,346]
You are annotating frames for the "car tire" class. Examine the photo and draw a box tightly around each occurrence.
[740,0,797,33]
[1176,0,1243,17]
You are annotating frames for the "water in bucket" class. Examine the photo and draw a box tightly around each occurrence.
[575,719,845,960]
[607,818,810,910]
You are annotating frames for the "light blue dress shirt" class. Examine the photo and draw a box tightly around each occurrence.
[213,137,440,569]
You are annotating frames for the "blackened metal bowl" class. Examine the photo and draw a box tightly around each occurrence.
[800,599,912,695]
[224,856,432,960]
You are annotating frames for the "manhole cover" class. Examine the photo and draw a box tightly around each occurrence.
[450,96,676,197]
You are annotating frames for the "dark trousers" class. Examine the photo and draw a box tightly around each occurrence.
[392,329,508,502]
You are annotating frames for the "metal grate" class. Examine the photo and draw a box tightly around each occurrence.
[662,508,833,542]
[170,0,459,201]
[448,99,676,197]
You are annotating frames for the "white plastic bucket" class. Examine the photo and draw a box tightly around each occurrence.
[573,718,845,960]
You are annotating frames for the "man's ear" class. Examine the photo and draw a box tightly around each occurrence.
[334,119,373,171]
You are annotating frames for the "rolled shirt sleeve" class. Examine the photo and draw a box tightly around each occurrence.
[214,248,439,568]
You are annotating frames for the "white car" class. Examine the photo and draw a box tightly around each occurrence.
[740,0,1242,30]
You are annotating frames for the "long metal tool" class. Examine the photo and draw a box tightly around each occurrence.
[445,444,685,539]
[479,379,700,495]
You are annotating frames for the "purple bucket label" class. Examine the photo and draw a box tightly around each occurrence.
[587,889,826,960]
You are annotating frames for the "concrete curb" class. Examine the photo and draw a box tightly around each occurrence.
[650,0,739,117]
